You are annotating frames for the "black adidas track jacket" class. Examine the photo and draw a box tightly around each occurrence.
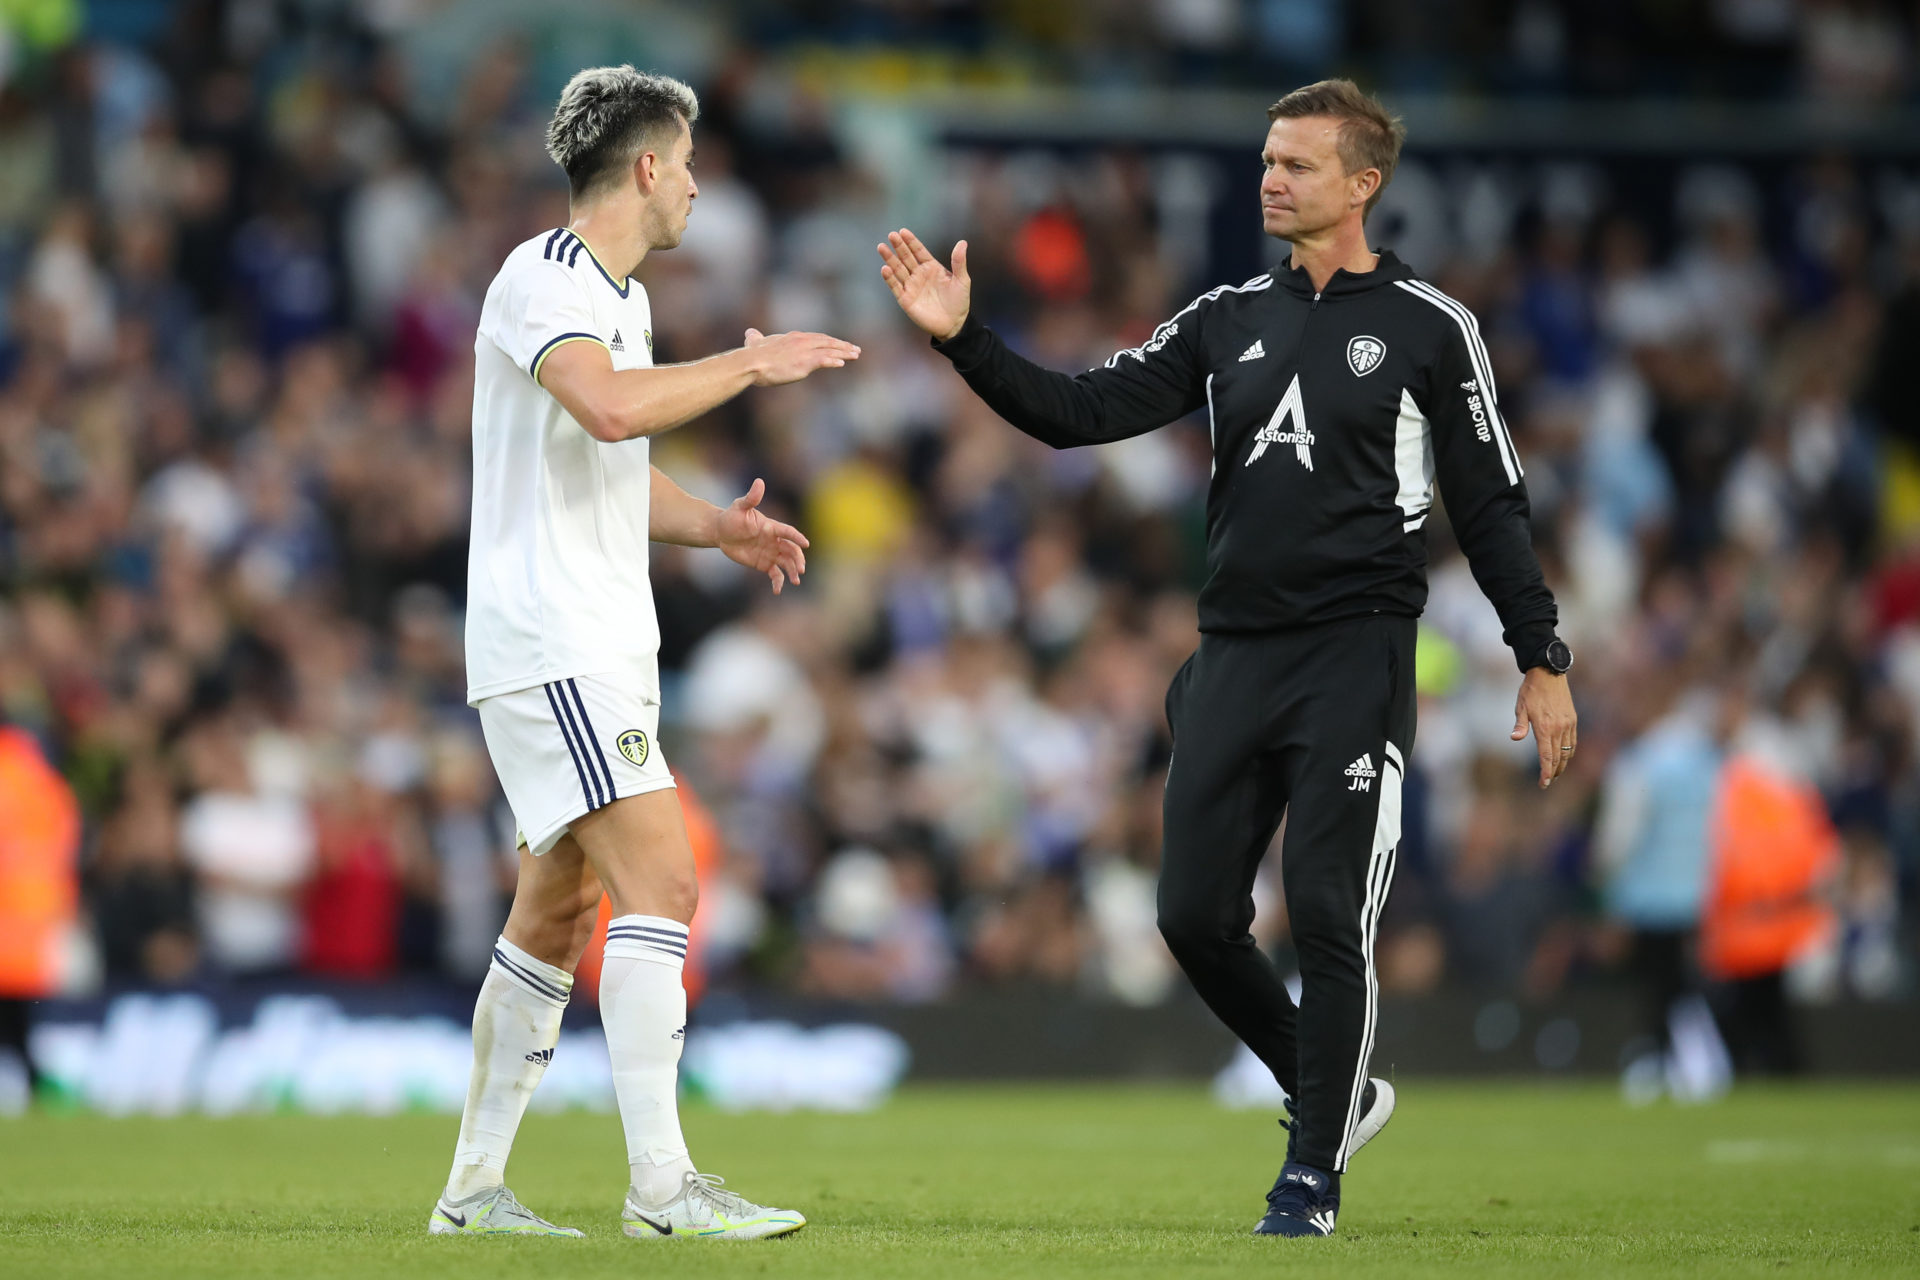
[932,250,1559,671]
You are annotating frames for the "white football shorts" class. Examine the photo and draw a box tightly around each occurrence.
[476,674,675,856]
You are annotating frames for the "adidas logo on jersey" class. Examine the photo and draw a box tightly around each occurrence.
[610,329,625,352]
[1239,339,1265,362]
[1345,753,1378,792]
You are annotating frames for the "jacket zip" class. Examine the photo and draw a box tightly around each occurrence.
[1285,290,1321,376]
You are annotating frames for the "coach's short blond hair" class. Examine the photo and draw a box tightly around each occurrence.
[546,66,699,199]
[1267,79,1406,219]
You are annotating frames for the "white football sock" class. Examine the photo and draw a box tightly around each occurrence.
[600,914,695,1207]
[444,936,573,1200]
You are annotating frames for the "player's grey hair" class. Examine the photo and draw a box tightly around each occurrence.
[545,66,699,199]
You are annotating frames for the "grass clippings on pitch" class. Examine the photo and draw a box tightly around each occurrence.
[1,1082,1916,1278]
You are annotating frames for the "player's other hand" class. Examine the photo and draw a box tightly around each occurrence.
[715,477,808,594]
[743,329,861,387]
[877,228,970,341]
[1513,668,1577,789]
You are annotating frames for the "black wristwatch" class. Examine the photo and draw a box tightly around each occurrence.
[1530,638,1573,676]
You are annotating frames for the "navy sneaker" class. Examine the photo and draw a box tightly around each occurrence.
[1255,1162,1339,1237]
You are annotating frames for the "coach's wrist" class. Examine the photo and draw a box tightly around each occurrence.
[1521,637,1573,676]
[930,311,986,360]
[1506,623,1561,674]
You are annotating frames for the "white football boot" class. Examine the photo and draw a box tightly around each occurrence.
[621,1171,806,1241]
[427,1185,583,1236]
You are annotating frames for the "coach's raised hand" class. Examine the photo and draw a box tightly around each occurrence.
[878,228,970,341]
[743,328,862,386]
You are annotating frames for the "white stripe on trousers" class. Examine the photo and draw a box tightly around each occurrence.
[1335,739,1403,1170]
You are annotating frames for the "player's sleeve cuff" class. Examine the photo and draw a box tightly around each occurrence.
[530,332,609,383]
[930,314,993,369]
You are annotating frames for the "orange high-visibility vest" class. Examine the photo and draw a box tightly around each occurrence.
[1700,755,1838,981]
[0,727,81,997]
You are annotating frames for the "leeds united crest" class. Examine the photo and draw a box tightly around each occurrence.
[1347,335,1385,377]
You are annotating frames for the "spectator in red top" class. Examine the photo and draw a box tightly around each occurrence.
[302,774,403,980]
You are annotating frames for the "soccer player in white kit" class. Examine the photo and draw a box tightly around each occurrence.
[428,66,859,1241]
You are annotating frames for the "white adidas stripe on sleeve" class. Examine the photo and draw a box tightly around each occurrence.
[1393,279,1523,486]
[1102,275,1274,370]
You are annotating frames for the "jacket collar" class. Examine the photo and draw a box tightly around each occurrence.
[1271,247,1414,299]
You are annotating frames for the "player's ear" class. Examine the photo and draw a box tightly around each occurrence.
[634,149,656,196]
[1352,167,1380,210]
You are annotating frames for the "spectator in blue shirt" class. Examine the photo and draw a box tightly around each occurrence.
[1593,670,1724,1068]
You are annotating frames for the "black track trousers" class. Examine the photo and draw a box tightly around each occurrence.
[1158,613,1416,1174]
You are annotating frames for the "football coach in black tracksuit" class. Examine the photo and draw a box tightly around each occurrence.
[879,79,1578,1237]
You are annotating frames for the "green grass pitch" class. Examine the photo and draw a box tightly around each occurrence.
[2,1082,1916,1278]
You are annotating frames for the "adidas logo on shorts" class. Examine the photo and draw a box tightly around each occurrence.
[1345,753,1377,793]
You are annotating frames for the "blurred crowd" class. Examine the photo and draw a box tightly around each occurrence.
[0,2,1915,1034]
[725,0,1920,105]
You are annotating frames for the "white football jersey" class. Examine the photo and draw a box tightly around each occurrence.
[465,227,661,706]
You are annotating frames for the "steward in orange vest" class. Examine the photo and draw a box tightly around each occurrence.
[1700,755,1838,982]
[0,724,82,1092]
[0,726,81,999]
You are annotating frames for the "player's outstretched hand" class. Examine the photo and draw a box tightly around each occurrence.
[877,228,970,341]
[1512,668,1577,789]
[715,477,808,594]
[744,329,861,386]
